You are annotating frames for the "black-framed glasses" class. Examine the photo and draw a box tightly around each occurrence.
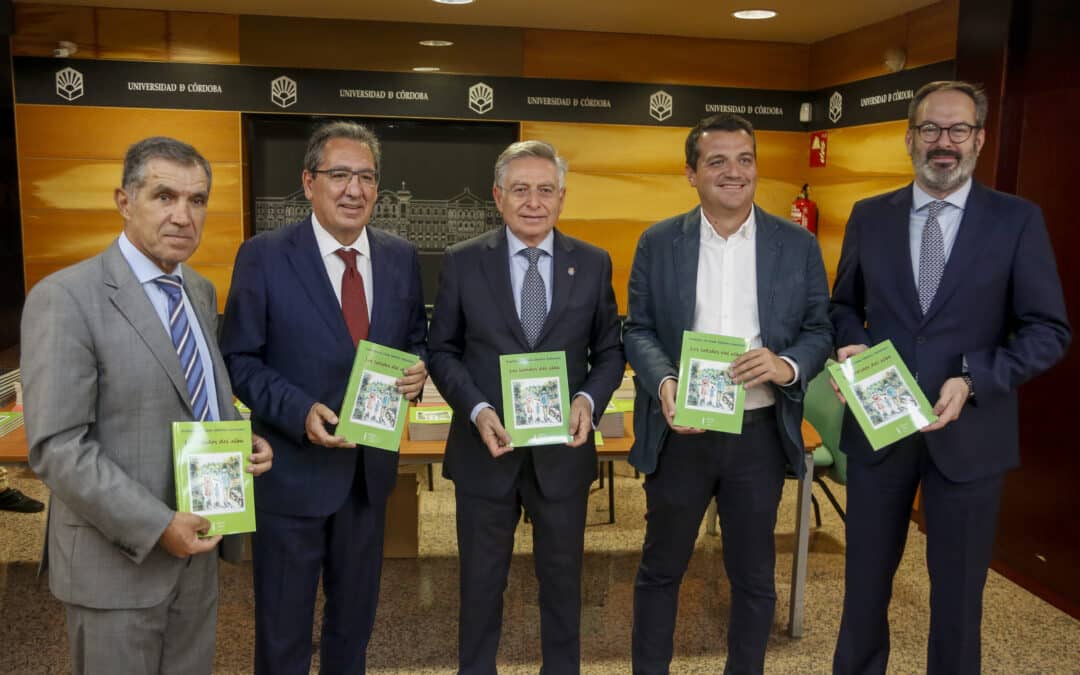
[310,168,379,188]
[911,122,980,143]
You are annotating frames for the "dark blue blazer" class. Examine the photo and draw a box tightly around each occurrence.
[623,205,834,477]
[220,218,428,516]
[830,182,1070,481]
[427,227,625,501]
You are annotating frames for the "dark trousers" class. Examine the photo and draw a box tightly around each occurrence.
[632,411,787,675]
[833,434,1004,675]
[454,455,590,675]
[252,468,388,675]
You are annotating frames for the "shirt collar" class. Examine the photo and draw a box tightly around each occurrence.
[118,231,184,283]
[912,178,972,213]
[312,212,370,260]
[505,226,555,257]
[699,206,756,242]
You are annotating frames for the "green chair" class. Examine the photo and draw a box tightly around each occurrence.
[799,362,847,525]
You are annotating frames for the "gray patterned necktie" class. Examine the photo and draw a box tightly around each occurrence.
[154,275,210,421]
[519,247,547,347]
[918,200,948,314]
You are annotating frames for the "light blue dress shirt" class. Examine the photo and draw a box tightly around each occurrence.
[909,178,972,284]
[118,232,221,421]
[506,226,555,315]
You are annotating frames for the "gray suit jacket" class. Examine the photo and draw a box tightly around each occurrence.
[623,205,834,476]
[21,240,242,610]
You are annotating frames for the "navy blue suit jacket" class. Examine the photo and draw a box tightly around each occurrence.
[220,218,428,516]
[830,182,1070,481]
[427,227,625,501]
[623,205,834,477]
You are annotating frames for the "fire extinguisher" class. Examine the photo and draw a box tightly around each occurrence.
[791,183,818,235]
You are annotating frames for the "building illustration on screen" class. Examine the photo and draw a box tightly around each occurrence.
[254,183,502,252]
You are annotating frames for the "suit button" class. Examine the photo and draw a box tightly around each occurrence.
[916,336,927,344]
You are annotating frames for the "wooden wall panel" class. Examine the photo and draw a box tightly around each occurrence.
[906,0,960,70]
[168,12,240,64]
[11,4,98,58]
[524,30,808,89]
[96,8,169,61]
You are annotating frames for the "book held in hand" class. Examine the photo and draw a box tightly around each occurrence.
[172,420,256,536]
[674,331,748,433]
[336,340,418,452]
[827,340,937,451]
[499,351,572,447]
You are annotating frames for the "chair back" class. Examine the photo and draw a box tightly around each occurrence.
[804,363,847,484]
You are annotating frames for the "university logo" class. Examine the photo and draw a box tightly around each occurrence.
[649,90,673,122]
[271,76,298,109]
[468,82,494,115]
[828,91,843,124]
[55,67,84,102]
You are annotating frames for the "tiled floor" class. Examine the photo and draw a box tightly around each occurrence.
[2,462,1078,674]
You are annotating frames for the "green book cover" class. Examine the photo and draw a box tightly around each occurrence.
[408,406,453,424]
[172,420,256,537]
[673,331,748,433]
[827,340,938,451]
[499,351,572,447]
[336,340,418,452]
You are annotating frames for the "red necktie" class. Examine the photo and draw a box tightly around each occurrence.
[335,248,369,346]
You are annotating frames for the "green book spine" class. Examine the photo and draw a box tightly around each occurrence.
[827,339,938,451]
[673,331,748,433]
[172,420,256,536]
[499,351,572,447]
[335,340,418,452]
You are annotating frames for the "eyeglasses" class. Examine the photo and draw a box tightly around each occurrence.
[310,168,379,189]
[911,122,980,143]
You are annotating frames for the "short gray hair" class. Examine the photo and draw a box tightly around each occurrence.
[908,80,989,128]
[304,120,382,175]
[493,140,568,189]
[122,136,211,193]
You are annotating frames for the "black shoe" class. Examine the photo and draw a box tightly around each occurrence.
[0,488,45,513]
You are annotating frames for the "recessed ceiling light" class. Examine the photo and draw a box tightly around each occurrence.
[732,9,778,20]
[419,40,454,47]
[432,0,474,5]
[413,66,441,72]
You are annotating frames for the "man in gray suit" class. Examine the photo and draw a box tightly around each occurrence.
[21,137,272,674]
[624,113,832,674]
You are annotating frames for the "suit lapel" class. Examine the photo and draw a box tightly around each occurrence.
[921,182,994,325]
[754,207,781,346]
[367,227,396,345]
[102,243,193,415]
[533,230,575,347]
[284,218,354,350]
[479,228,531,349]
[673,209,701,331]
[885,187,924,325]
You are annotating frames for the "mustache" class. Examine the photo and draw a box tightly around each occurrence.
[926,148,962,161]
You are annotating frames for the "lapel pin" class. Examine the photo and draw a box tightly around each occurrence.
[568,267,575,276]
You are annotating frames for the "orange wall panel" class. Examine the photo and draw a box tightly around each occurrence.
[168,12,240,64]
[95,8,169,61]
[12,4,98,58]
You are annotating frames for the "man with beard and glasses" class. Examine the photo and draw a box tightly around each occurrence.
[830,81,1070,675]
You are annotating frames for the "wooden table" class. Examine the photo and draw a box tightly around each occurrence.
[0,408,27,462]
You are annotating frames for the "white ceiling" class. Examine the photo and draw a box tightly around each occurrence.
[20,0,943,44]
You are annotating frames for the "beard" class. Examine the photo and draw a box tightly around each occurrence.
[912,146,979,194]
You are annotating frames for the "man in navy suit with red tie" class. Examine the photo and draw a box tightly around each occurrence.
[830,81,1070,675]
[221,121,428,674]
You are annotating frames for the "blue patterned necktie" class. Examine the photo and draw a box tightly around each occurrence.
[519,247,547,348]
[918,200,948,314]
[154,275,210,421]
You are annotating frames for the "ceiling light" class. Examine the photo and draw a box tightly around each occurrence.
[419,40,454,47]
[413,66,441,72]
[432,0,474,5]
[732,9,778,20]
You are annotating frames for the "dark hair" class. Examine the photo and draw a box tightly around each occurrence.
[122,137,211,192]
[908,80,989,127]
[303,120,382,175]
[685,113,756,167]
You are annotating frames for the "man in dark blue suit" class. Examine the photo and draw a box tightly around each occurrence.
[624,113,833,674]
[830,81,1070,675]
[221,121,428,674]
[427,140,624,674]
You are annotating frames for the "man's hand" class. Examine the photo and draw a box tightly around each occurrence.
[660,378,704,434]
[247,434,273,476]
[475,407,513,458]
[158,512,221,558]
[921,377,970,432]
[830,344,869,404]
[566,395,593,448]
[397,360,428,401]
[730,348,794,388]
[305,402,355,448]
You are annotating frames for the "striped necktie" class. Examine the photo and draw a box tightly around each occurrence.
[154,275,210,421]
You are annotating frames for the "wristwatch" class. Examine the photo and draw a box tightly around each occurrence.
[961,373,975,401]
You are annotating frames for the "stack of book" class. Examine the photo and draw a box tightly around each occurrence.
[597,399,633,438]
[0,368,19,406]
[408,404,452,441]
[0,410,23,438]
[421,379,446,405]
[611,371,636,400]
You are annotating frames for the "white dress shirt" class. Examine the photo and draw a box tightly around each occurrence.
[312,213,373,321]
